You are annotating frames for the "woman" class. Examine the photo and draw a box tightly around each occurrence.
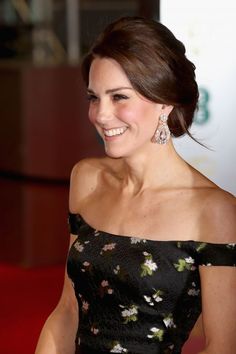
[36,17,236,354]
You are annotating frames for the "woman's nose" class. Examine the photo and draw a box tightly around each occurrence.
[95,101,113,124]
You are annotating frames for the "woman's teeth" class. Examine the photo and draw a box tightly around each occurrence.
[104,127,128,137]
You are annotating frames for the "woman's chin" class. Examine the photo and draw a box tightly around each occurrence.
[104,146,124,159]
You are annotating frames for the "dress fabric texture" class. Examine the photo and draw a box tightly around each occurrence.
[67,213,236,354]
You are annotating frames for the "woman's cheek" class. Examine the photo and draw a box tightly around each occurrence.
[118,106,137,122]
[88,106,96,124]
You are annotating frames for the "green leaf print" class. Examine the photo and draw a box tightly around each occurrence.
[174,257,195,272]
[147,327,164,341]
[141,264,152,277]
[174,259,187,272]
[196,242,207,252]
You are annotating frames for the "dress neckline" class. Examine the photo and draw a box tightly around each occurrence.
[69,212,232,246]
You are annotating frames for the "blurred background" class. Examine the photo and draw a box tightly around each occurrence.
[0,1,235,353]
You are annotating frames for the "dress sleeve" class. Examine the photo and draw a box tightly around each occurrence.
[68,212,81,235]
[196,242,236,266]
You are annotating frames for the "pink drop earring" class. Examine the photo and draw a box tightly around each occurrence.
[152,113,170,144]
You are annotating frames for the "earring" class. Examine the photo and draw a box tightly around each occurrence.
[152,113,170,144]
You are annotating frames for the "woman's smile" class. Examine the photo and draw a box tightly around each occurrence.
[103,127,129,139]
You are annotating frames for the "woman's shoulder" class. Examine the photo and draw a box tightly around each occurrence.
[70,156,118,181]
[69,157,117,212]
[199,186,236,244]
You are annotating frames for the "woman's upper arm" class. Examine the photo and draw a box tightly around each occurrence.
[199,265,236,353]
[199,192,236,353]
[57,234,78,311]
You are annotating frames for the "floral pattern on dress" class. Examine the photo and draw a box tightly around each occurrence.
[74,241,84,252]
[196,242,207,252]
[141,251,158,277]
[67,212,236,354]
[130,237,147,244]
[113,265,121,274]
[163,314,176,328]
[227,243,236,249]
[174,256,196,272]
[81,260,92,273]
[143,289,163,306]
[90,325,99,335]
[188,282,200,296]
[147,327,164,341]
[119,304,138,324]
[82,300,89,313]
[110,342,128,353]
[100,242,117,255]
[99,280,114,297]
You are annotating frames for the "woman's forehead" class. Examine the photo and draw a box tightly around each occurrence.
[88,57,132,90]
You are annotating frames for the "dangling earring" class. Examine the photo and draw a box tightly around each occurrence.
[152,113,170,144]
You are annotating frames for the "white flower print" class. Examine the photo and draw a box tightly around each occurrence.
[91,326,99,335]
[185,257,194,264]
[143,295,154,306]
[147,327,164,341]
[144,259,158,271]
[113,265,120,274]
[188,282,200,296]
[143,289,163,306]
[82,301,89,312]
[188,288,200,296]
[101,280,109,287]
[153,294,163,303]
[163,314,176,328]
[141,252,158,277]
[119,304,138,324]
[74,241,84,252]
[83,261,90,267]
[130,237,147,244]
[99,280,113,297]
[81,261,91,273]
[94,230,100,236]
[143,251,149,256]
[100,242,116,255]
[227,243,236,249]
[201,263,212,266]
[110,342,128,353]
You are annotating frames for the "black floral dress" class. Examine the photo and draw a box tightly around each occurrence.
[67,213,236,354]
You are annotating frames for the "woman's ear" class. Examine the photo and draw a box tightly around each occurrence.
[161,104,174,116]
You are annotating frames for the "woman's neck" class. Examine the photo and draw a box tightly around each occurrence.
[115,140,190,196]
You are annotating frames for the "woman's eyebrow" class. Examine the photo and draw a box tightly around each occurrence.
[87,87,133,94]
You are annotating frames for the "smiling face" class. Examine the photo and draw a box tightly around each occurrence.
[88,57,170,158]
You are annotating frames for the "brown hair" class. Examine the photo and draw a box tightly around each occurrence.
[81,16,199,139]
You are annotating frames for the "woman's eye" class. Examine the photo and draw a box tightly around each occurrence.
[87,94,98,102]
[113,94,128,101]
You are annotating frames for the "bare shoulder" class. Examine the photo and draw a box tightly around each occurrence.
[69,156,116,212]
[199,186,236,243]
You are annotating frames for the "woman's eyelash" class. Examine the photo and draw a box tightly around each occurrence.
[87,93,129,102]
[87,94,98,101]
[113,94,128,100]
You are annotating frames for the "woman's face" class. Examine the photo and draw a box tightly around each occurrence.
[87,57,166,158]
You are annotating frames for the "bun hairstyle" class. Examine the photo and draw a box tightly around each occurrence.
[81,16,199,139]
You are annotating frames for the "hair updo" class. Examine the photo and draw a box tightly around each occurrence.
[81,16,199,139]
